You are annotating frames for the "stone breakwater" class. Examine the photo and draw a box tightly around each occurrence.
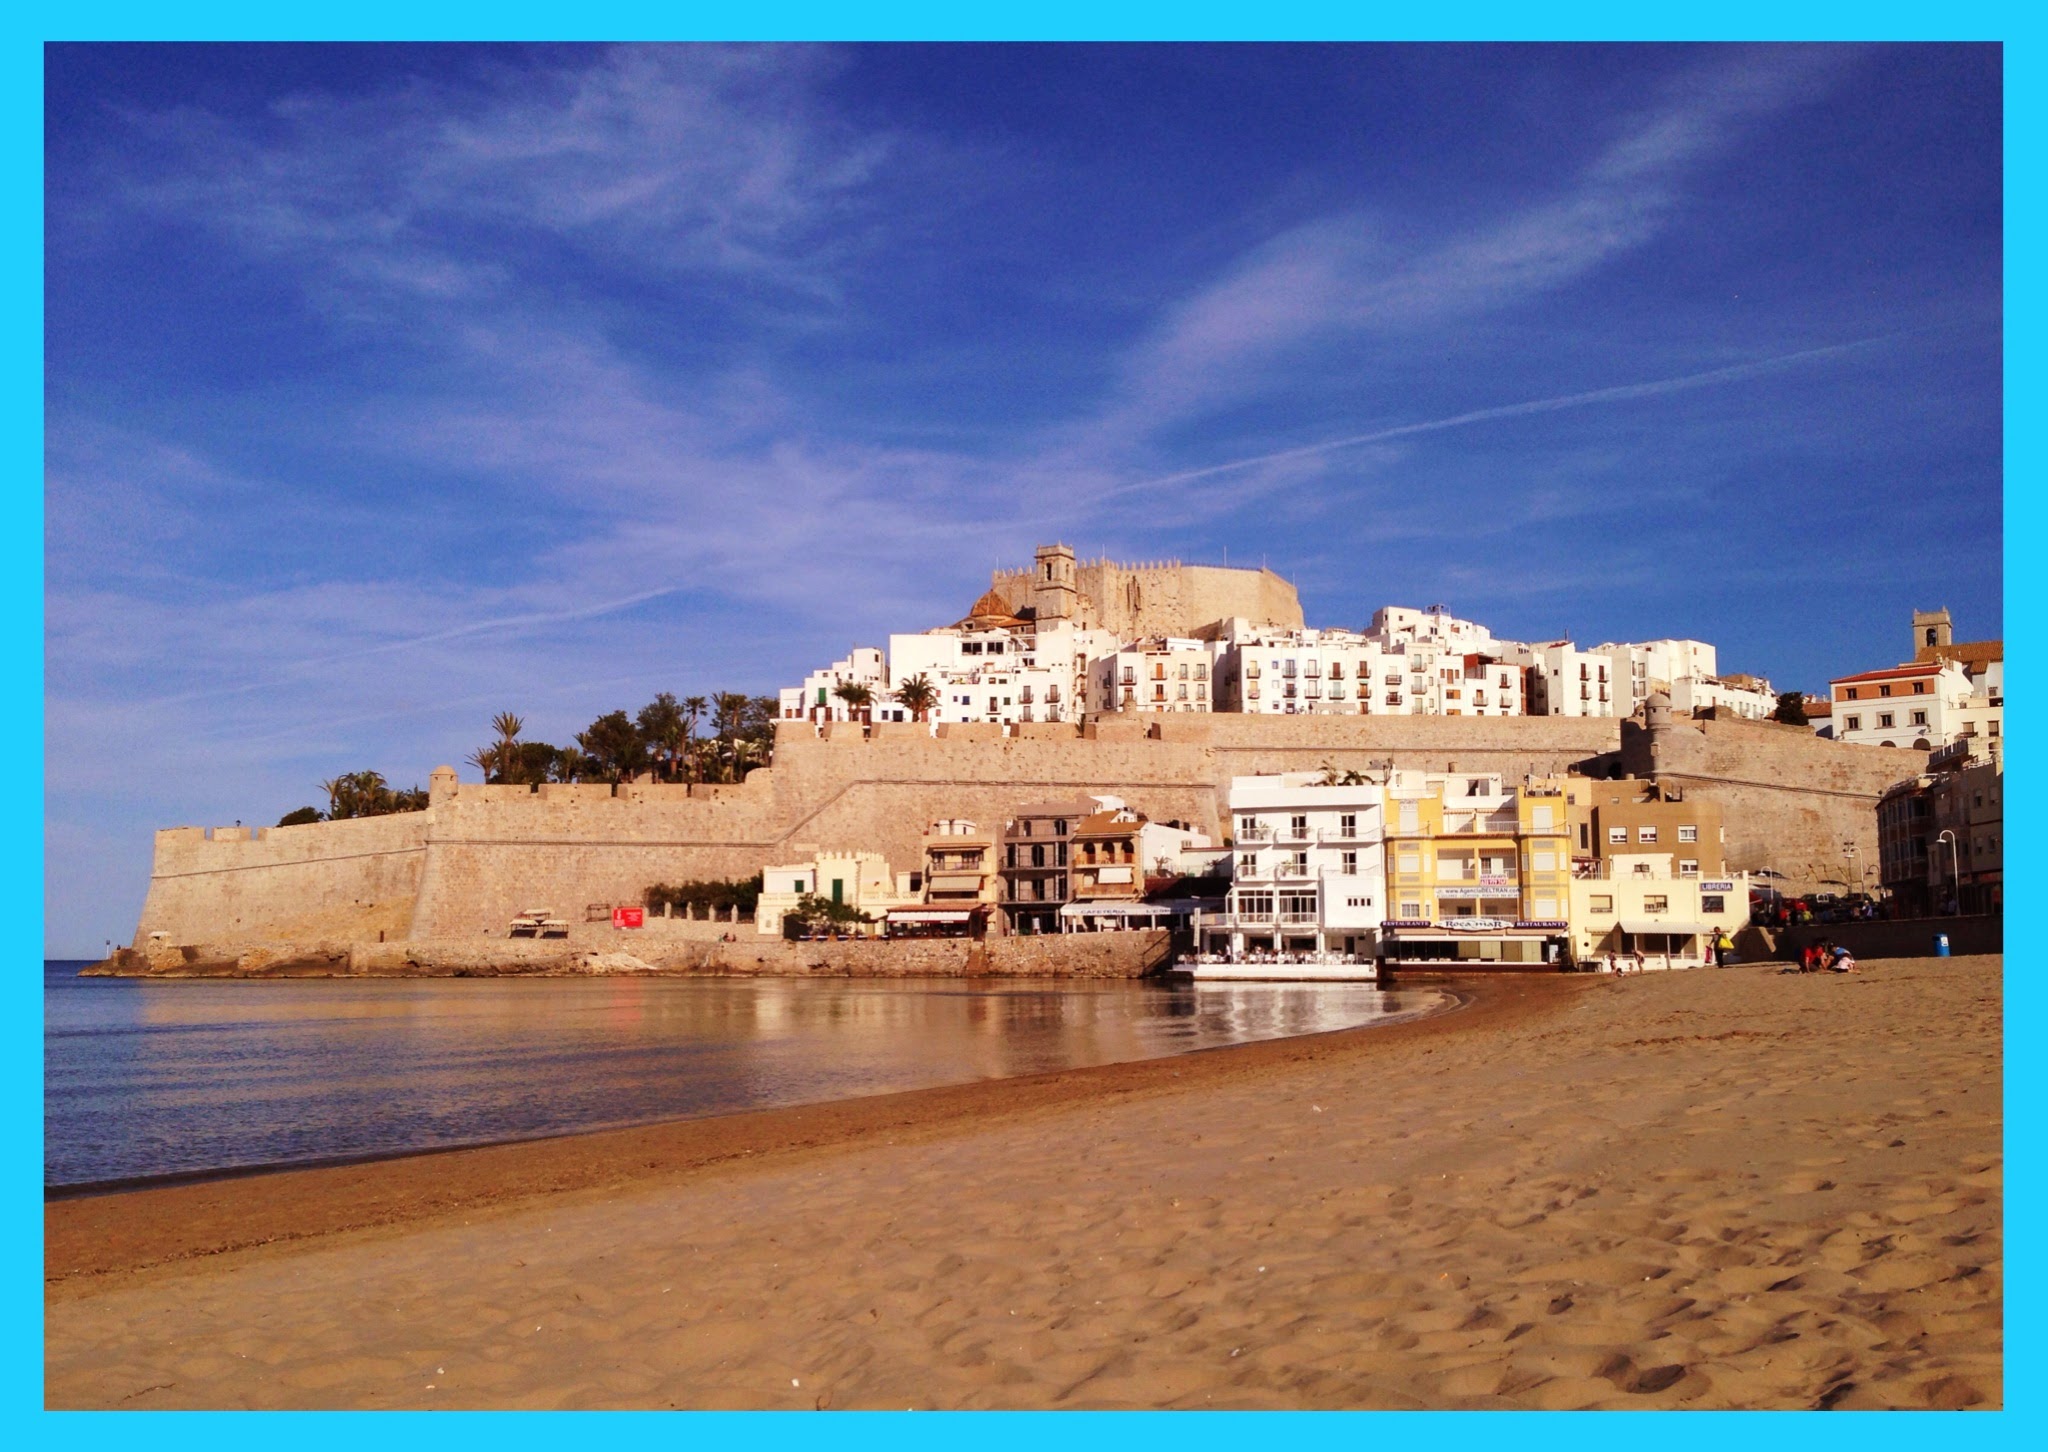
[84,929,1175,981]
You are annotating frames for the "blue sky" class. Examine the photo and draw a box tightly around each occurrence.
[43,42,2001,955]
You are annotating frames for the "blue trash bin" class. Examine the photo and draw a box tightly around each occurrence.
[1935,933,1951,958]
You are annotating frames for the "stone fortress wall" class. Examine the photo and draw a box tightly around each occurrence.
[129,710,1923,949]
[1621,712,1929,884]
[989,555,1303,638]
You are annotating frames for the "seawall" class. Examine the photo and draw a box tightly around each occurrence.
[89,928,1173,980]
[128,712,1919,951]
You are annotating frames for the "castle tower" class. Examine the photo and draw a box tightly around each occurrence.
[1033,542,1079,623]
[1912,607,1952,655]
[430,764,458,805]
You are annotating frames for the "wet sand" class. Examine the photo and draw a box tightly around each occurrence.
[46,956,2000,1409]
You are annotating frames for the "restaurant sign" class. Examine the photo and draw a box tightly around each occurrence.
[1445,917,1513,932]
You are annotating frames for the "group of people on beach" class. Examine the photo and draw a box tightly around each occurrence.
[1798,940,1860,973]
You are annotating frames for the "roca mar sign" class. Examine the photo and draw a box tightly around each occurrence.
[613,906,645,930]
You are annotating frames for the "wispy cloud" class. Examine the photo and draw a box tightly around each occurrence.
[1103,332,1900,499]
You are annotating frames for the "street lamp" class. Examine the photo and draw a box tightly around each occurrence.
[1935,829,1961,915]
[1842,840,1861,894]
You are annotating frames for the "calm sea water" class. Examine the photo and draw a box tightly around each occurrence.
[44,960,1446,1190]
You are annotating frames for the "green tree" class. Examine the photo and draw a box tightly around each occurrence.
[276,805,324,827]
[1773,691,1810,726]
[576,710,649,785]
[637,692,688,782]
[892,673,938,722]
[710,691,752,782]
[781,891,875,939]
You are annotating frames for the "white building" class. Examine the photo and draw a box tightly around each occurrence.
[777,647,890,723]
[1515,641,1618,717]
[1200,773,1388,958]
[890,612,1118,726]
[754,850,922,935]
[1216,622,1524,717]
[1829,660,1997,751]
[1093,636,1223,713]
[1669,673,1778,721]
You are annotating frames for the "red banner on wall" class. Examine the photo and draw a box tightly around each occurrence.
[613,907,645,929]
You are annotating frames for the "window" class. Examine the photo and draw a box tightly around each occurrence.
[1878,713,1894,728]
[1880,684,1892,697]
[1339,813,1357,836]
[1534,896,1557,918]
[1397,851,1420,873]
[1238,854,1257,875]
[1845,715,1861,731]
[1533,850,1556,870]
[1055,819,1068,836]
[1031,844,1046,868]
[1533,804,1554,829]
[1290,815,1308,836]
[1056,842,1067,866]
[1639,826,1658,843]
[1608,826,1628,845]
[1702,895,1725,913]
[1912,711,1927,726]
[1005,845,1018,869]
[1679,860,1699,876]
[1844,687,1858,700]
[1678,825,1698,843]
[1341,851,1357,875]
[1644,895,1668,913]
[1400,901,1422,918]
[1590,894,1614,913]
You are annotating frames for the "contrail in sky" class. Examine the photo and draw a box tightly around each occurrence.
[143,586,689,709]
[1108,334,1900,498]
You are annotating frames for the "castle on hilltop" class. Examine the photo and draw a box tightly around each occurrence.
[988,543,1303,641]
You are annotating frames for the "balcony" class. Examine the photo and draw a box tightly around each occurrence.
[1236,826,1275,843]
[1276,863,1315,880]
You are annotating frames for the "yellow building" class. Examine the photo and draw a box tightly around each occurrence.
[1378,771,1576,967]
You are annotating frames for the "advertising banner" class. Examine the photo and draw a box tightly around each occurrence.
[613,906,645,929]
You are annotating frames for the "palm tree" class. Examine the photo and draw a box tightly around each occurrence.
[710,691,751,782]
[832,680,875,723]
[491,712,525,783]
[893,673,938,723]
[682,696,708,780]
[466,745,502,783]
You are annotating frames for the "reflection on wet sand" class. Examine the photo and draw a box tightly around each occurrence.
[46,975,1447,1188]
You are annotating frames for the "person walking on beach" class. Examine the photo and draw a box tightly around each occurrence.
[1714,931,1733,968]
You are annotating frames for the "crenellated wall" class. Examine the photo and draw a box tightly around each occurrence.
[131,712,1914,948]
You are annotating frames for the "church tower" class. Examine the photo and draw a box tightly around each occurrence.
[1032,542,1079,623]
[1912,607,1953,656]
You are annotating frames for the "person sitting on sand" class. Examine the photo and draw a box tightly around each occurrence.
[1829,944,1859,974]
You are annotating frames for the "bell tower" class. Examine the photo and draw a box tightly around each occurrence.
[1032,542,1078,623]
[1912,607,1952,655]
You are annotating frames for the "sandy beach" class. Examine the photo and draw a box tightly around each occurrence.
[46,955,2001,1410]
